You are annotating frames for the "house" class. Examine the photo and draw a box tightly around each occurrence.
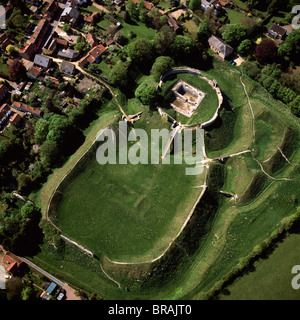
[87,32,98,47]
[44,0,59,21]
[33,54,53,69]
[60,61,76,75]
[24,18,50,52]
[4,252,25,275]
[0,33,12,50]
[78,44,107,68]
[0,103,13,129]
[46,282,57,295]
[268,24,287,40]
[0,84,8,102]
[9,113,22,127]
[57,48,80,60]
[133,0,153,10]
[11,101,43,118]
[83,11,100,23]
[201,0,226,14]
[19,42,37,60]
[208,35,234,60]
[166,14,182,34]
[26,65,43,80]
[60,3,81,27]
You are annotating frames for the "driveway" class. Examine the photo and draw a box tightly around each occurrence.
[0,266,6,290]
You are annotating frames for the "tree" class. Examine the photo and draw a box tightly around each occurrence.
[127,38,155,69]
[150,56,175,81]
[39,140,60,169]
[237,39,252,56]
[135,77,159,105]
[62,24,71,33]
[171,35,195,60]
[241,60,260,79]
[109,61,130,88]
[21,203,39,221]
[8,59,26,81]
[126,0,138,20]
[290,96,300,117]
[154,25,176,56]
[189,0,201,10]
[17,174,34,195]
[221,24,247,47]
[255,39,278,64]
[6,44,16,55]
[34,119,49,145]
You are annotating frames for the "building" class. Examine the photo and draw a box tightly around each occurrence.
[83,11,100,23]
[9,113,22,127]
[86,32,98,47]
[4,252,25,275]
[0,84,8,103]
[268,24,287,40]
[0,103,13,129]
[133,0,153,10]
[26,65,43,80]
[11,101,43,118]
[46,282,57,295]
[30,18,50,49]
[60,4,81,27]
[0,33,12,50]
[57,48,80,60]
[78,44,107,68]
[33,54,53,69]
[44,0,59,21]
[208,35,234,60]
[60,61,76,75]
[19,42,37,60]
[166,14,182,34]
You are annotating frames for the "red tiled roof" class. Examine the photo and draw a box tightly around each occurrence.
[12,101,43,117]
[10,113,22,125]
[133,0,153,10]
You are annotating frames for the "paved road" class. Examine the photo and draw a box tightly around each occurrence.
[21,257,65,287]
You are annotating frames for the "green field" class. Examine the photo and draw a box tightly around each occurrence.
[31,60,300,299]
[220,233,300,300]
[49,108,207,262]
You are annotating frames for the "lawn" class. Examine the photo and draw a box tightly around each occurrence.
[226,8,247,24]
[32,59,300,300]
[220,233,300,300]
[49,108,207,262]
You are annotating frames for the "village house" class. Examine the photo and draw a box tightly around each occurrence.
[44,0,59,21]
[87,32,98,47]
[9,113,22,128]
[208,35,234,60]
[33,54,53,69]
[11,101,43,118]
[60,3,81,27]
[19,18,50,59]
[78,44,107,68]
[83,11,100,23]
[4,252,25,275]
[133,0,153,10]
[60,60,76,75]
[57,48,80,60]
[26,65,43,80]
[0,33,13,50]
[267,23,287,40]
[0,103,13,130]
[0,84,8,103]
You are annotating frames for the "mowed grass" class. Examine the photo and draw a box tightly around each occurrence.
[51,110,207,262]
[220,233,300,300]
